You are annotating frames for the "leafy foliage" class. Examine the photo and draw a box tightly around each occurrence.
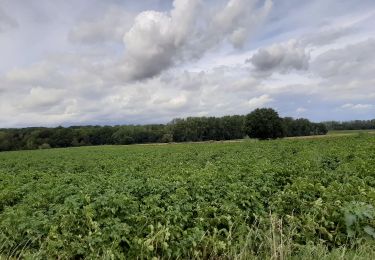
[0,135,374,258]
[324,120,375,131]
[0,109,328,152]
[245,108,285,139]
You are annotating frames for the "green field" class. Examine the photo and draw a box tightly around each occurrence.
[1,135,375,259]
[328,129,375,135]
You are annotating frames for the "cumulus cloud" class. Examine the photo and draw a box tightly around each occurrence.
[248,38,375,111]
[247,23,359,78]
[120,0,273,81]
[248,94,273,109]
[119,0,201,80]
[248,40,310,76]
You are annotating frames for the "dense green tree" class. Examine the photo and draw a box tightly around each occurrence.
[221,115,246,140]
[0,131,12,151]
[50,127,74,147]
[112,127,135,145]
[245,108,285,139]
[161,133,173,143]
[314,123,328,135]
[284,118,328,137]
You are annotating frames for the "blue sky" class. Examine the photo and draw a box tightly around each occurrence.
[0,0,374,127]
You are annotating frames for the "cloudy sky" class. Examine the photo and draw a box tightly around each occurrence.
[0,0,374,127]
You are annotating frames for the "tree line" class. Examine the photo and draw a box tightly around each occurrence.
[323,120,375,131]
[0,108,330,152]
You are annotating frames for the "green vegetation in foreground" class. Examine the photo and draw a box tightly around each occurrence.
[1,135,375,259]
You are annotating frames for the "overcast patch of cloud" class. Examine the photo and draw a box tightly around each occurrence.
[341,103,373,110]
[244,7,375,78]
[1,0,375,127]
[4,62,60,88]
[19,87,67,111]
[212,0,273,48]
[253,39,375,104]
[312,38,375,79]
[0,7,18,32]
[248,40,310,76]
[0,62,266,127]
[69,7,135,44]
[302,26,354,47]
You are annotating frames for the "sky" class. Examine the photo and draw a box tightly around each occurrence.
[0,0,374,127]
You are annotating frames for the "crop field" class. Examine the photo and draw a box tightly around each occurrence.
[328,129,375,135]
[1,134,375,259]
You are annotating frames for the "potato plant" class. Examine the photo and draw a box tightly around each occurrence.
[0,135,374,259]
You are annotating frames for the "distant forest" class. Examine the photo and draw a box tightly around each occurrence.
[323,120,375,131]
[0,109,373,152]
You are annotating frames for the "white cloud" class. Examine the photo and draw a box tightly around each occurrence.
[120,0,273,80]
[303,38,375,103]
[248,94,273,109]
[341,103,373,110]
[69,7,135,44]
[248,40,310,76]
[119,0,201,80]
[4,62,59,87]
[212,0,273,48]
[19,87,66,111]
